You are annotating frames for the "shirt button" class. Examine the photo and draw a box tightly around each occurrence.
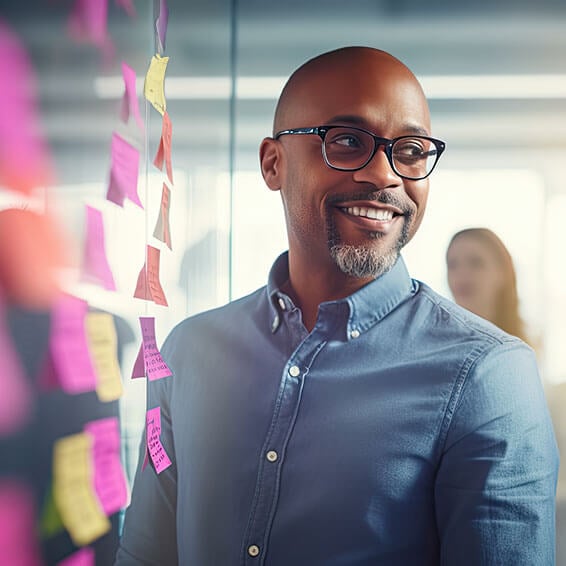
[266,450,278,462]
[350,329,360,339]
[271,314,279,332]
[278,297,286,310]
[289,365,300,377]
[248,545,260,557]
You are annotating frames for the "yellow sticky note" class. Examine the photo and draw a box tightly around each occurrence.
[85,312,123,402]
[144,54,169,115]
[53,433,111,546]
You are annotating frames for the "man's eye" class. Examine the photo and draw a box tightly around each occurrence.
[395,142,426,158]
[329,134,363,149]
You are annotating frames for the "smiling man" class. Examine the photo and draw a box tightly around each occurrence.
[116,47,558,566]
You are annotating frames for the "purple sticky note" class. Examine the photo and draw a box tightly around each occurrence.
[146,407,171,474]
[120,62,144,130]
[57,547,95,566]
[84,418,128,516]
[0,480,42,565]
[130,343,145,379]
[49,294,98,394]
[0,303,32,435]
[106,133,142,209]
[81,206,116,291]
[155,0,168,54]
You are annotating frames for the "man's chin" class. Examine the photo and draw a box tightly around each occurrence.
[329,244,399,279]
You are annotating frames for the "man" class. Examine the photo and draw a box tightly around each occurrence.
[116,47,558,565]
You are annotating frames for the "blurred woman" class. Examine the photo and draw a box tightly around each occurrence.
[446,227,530,344]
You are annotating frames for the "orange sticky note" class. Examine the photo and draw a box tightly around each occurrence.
[120,61,144,130]
[133,245,168,306]
[152,183,172,250]
[143,54,168,115]
[106,133,142,209]
[153,112,173,184]
[80,206,116,291]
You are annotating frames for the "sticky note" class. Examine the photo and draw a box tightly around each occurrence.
[53,433,111,546]
[57,547,95,566]
[144,54,169,115]
[153,112,173,185]
[120,61,144,130]
[146,407,172,474]
[0,21,55,194]
[84,418,128,516]
[133,245,168,306]
[152,183,172,250]
[80,206,116,291]
[155,0,169,54]
[0,480,42,565]
[106,133,142,209]
[0,301,32,435]
[47,294,98,394]
[85,312,123,402]
[131,317,172,381]
[67,0,111,50]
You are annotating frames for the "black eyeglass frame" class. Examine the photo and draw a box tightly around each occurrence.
[274,125,446,181]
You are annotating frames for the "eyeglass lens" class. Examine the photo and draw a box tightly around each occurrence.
[322,127,439,179]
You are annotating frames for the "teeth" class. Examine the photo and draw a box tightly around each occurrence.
[343,207,394,221]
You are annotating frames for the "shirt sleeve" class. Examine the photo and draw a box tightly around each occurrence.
[114,362,178,565]
[435,340,559,565]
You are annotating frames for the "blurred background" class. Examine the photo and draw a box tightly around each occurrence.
[1,0,566,561]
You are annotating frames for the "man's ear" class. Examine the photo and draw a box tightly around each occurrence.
[259,137,283,192]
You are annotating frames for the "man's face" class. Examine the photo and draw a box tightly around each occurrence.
[274,54,432,280]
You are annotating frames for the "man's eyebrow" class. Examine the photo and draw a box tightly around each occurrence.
[325,115,431,136]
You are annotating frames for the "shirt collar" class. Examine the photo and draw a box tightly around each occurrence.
[266,251,417,338]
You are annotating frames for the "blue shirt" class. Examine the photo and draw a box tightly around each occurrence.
[116,253,558,565]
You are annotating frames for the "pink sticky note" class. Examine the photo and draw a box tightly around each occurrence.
[133,245,168,306]
[67,0,114,59]
[0,303,33,435]
[153,112,173,185]
[106,133,142,209]
[81,206,116,291]
[141,317,172,381]
[120,62,144,130]
[152,184,172,250]
[146,407,171,474]
[84,418,128,516]
[57,547,95,566]
[49,294,98,394]
[0,480,42,565]
[0,21,54,194]
[155,0,169,54]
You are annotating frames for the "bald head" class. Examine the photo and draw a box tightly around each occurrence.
[273,46,428,135]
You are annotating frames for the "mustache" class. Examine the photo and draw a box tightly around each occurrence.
[326,190,412,214]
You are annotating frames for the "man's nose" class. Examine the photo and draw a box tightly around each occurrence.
[351,146,402,188]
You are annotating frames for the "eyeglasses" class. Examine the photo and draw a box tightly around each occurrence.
[274,125,446,181]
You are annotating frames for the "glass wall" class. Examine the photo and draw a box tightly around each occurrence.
[2,0,566,562]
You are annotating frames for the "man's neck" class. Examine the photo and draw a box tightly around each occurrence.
[285,253,373,332]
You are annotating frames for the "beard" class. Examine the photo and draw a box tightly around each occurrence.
[327,191,414,279]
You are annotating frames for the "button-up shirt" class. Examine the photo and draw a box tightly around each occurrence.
[116,253,558,565]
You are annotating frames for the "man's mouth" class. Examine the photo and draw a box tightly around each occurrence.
[340,206,395,221]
